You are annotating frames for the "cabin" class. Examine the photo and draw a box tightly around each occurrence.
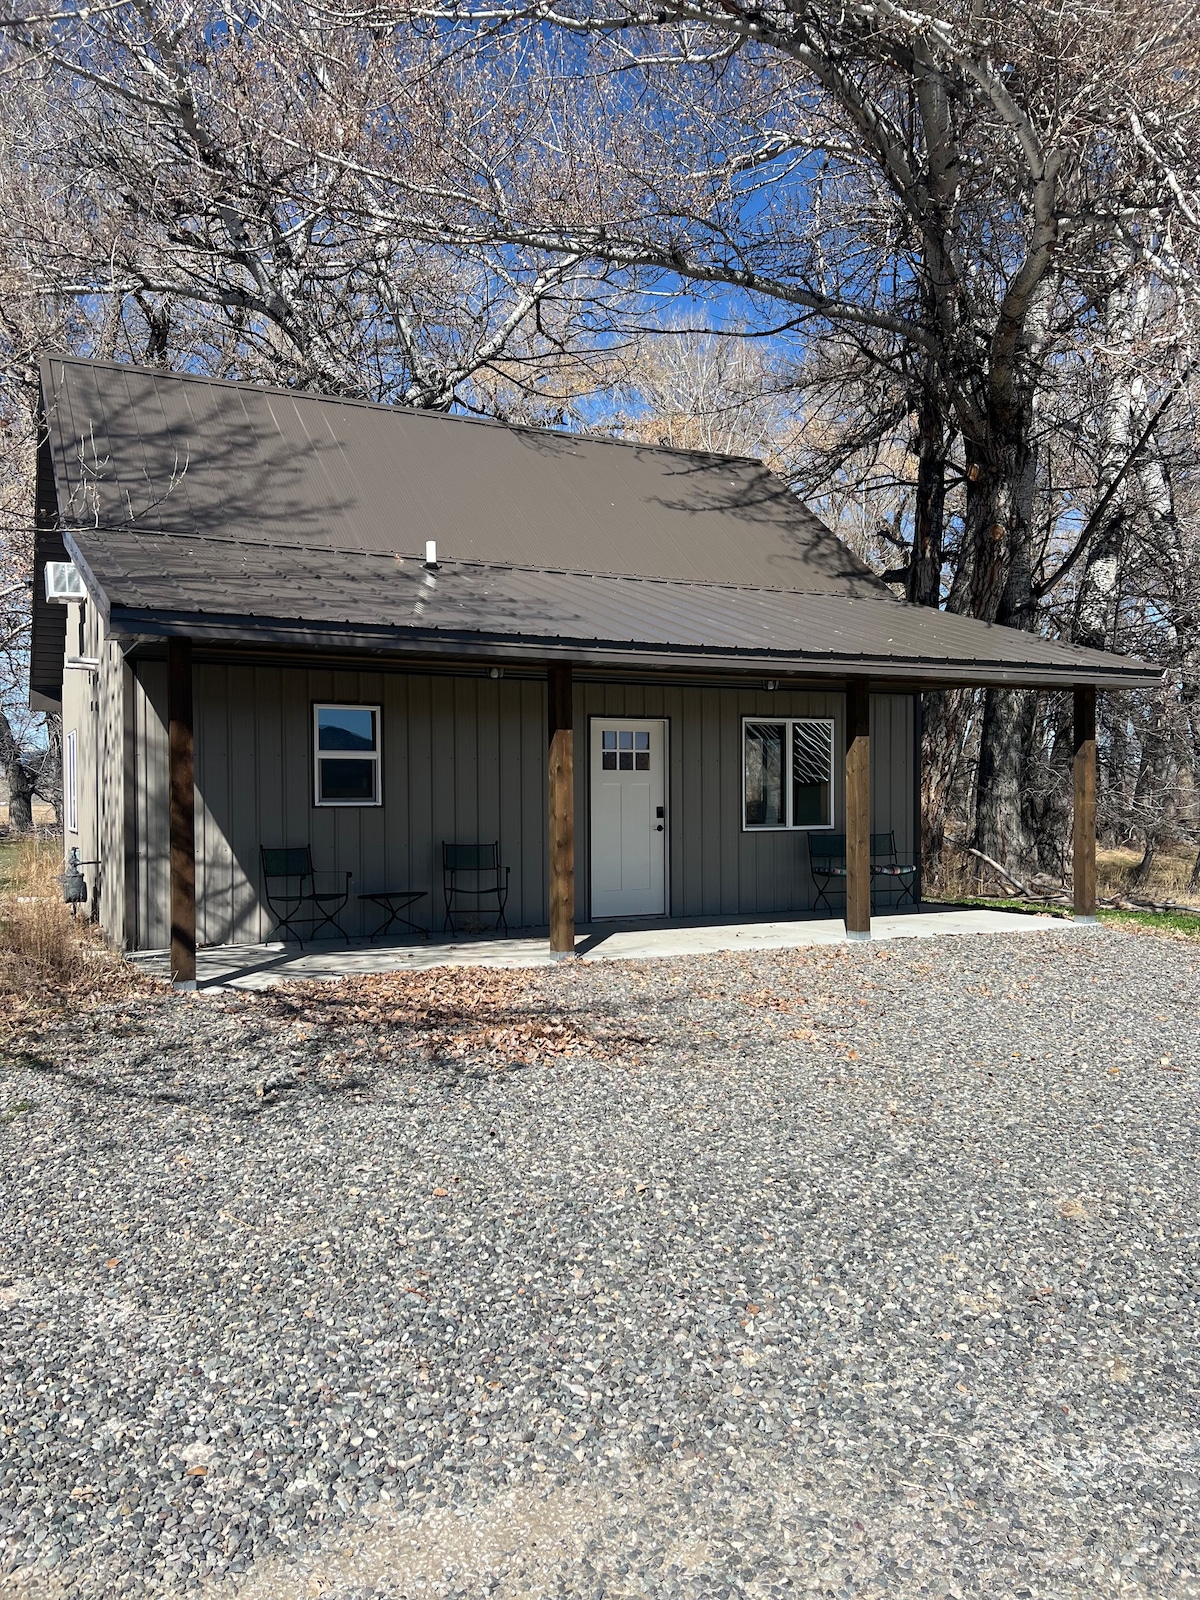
[31,355,1158,984]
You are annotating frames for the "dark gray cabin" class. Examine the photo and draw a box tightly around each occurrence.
[32,355,1158,980]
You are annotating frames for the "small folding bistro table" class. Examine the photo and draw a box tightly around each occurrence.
[357,889,429,942]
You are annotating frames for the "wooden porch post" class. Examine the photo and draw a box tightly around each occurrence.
[845,681,871,940]
[1073,685,1097,922]
[167,637,197,988]
[548,663,575,955]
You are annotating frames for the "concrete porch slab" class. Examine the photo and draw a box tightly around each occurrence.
[131,905,1080,990]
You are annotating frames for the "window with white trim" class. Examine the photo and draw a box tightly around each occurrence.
[742,717,834,830]
[313,704,381,806]
[65,729,78,834]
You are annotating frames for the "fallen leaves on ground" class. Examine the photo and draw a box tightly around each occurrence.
[275,965,639,1072]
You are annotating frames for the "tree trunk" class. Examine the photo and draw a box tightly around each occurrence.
[907,371,948,609]
[974,687,1037,869]
[1131,836,1156,888]
[968,430,1039,870]
[1019,692,1073,876]
[38,716,63,829]
[920,686,973,883]
[0,711,37,833]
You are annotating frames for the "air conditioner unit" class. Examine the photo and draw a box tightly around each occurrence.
[44,562,86,603]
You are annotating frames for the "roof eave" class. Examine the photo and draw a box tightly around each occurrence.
[107,606,1164,692]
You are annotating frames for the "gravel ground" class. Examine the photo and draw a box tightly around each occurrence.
[0,926,1197,1600]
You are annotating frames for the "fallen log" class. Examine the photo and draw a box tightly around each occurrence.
[954,842,1032,898]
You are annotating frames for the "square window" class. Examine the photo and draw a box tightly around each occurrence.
[634,731,649,750]
[619,731,633,750]
[602,731,617,750]
[635,751,650,770]
[314,704,381,806]
[743,717,833,830]
[619,751,633,769]
[602,751,617,770]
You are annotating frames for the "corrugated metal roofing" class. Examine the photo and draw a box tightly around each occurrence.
[37,355,1161,691]
[65,525,1159,689]
[40,354,885,596]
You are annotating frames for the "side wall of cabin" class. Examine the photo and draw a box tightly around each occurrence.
[59,599,131,948]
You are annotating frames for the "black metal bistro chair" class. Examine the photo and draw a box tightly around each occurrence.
[869,829,917,908]
[260,846,352,945]
[807,832,848,916]
[808,831,917,915]
[442,842,510,935]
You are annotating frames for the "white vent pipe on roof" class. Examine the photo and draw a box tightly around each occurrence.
[424,540,439,569]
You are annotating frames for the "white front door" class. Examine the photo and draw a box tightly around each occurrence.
[590,718,668,919]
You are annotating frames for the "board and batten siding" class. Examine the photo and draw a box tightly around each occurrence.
[126,661,916,949]
[575,684,915,922]
[129,662,547,948]
[59,601,131,948]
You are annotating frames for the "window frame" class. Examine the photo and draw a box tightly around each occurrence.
[741,715,836,832]
[65,728,78,835]
[312,702,383,808]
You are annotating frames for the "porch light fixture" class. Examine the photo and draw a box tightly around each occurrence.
[424,540,439,570]
[764,678,778,691]
[489,667,503,679]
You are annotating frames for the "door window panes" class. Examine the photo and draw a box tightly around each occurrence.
[602,728,652,771]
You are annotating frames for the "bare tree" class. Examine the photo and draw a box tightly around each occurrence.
[0,1,625,407]
[328,0,1197,867]
[3,0,1199,883]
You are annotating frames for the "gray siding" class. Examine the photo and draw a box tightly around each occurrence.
[124,662,915,950]
[94,636,130,946]
[131,660,169,949]
[60,601,130,947]
[131,663,547,947]
[575,684,913,920]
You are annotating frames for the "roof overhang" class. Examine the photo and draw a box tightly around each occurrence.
[104,603,1162,693]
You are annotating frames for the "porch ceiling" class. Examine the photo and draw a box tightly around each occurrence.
[66,526,1159,691]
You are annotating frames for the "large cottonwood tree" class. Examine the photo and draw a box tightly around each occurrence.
[1,0,1198,874]
[354,0,1199,866]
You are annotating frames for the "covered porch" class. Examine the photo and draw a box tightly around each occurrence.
[158,651,1107,989]
[155,652,1107,979]
[139,901,1081,991]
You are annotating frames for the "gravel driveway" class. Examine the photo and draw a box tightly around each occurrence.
[0,927,1196,1599]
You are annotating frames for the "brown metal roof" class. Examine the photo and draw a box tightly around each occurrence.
[37,355,1161,692]
[39,353,884,596]
[63,525,1159,690]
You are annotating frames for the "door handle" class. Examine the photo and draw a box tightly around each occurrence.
[656,823,664,832]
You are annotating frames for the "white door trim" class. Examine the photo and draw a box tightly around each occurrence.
[588,715,669,920]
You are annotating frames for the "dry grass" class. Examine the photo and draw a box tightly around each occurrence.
[1096,843,1199,905]
[929,838,1200,910]
[0,838,158,1032]
[0,802,57,828]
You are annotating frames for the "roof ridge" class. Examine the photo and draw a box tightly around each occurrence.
[39,351,768,470]
[71,521,898,604]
